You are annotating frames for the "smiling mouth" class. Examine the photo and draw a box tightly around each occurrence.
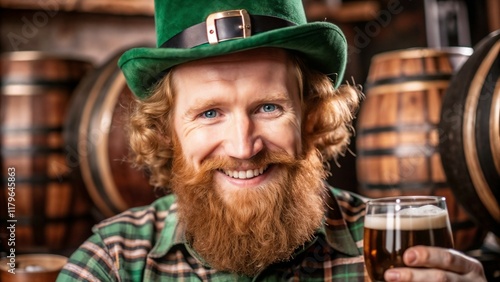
[219,165,269,179]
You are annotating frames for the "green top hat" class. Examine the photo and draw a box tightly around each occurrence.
[118,0,347,99]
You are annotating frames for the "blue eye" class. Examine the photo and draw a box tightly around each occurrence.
[262,104,277,112]
[202,110,217,119]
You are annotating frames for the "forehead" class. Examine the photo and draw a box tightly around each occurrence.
[172,48,293,80]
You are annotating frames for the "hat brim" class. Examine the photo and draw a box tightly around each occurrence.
[118,22,347,99]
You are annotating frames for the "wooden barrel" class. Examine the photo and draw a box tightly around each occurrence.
[439,30,500,237]
[64,50,157,218]
[0,52,95,254]
[356,47,487,251]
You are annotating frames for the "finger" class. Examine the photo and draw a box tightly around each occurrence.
[403,246,484,275]
[384,267,462,282]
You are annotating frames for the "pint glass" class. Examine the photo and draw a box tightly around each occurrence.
[363,196,454,281]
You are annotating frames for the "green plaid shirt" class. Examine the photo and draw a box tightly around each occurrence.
[57,186,369,281]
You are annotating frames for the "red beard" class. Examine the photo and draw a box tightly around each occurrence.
[170,141,327,276]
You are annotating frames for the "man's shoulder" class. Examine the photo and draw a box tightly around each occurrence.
[327,185,368,209]
[325,185,368,225]
[92,194,178,239]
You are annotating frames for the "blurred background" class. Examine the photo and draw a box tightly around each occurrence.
[0,0,499,280]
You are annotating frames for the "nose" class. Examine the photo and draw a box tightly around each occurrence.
[224,113,263,159]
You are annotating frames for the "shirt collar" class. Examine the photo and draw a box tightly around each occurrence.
[148,196,186,258]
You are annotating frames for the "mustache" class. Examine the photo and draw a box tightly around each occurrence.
[174,149,300,187]
[202,149,297,172]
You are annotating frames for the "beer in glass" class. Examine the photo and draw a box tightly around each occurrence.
[363,196,454,281]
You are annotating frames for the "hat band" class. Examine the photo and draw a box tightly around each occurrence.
[160,12,296,49]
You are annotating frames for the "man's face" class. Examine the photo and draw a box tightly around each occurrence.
[172,48,303,202]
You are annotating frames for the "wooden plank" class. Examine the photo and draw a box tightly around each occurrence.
[1,0,381,20]
[0,0,154,16]
[305,1,379,23]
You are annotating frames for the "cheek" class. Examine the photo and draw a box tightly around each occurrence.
[265,116,302,156]
[177,128,221,169]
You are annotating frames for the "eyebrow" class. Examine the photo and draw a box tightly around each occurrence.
[184,91,292,117]
[184,99,220,118]
[256,93,293,107]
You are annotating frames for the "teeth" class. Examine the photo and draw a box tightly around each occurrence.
[222,166,268,179]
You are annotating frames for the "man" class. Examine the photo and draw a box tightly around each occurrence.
[58,0,486,281]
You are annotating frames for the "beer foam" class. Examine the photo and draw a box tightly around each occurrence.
[365,205,449,230]
[397,205,444,216]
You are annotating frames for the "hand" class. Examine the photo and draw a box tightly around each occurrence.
[384,246,486,282]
